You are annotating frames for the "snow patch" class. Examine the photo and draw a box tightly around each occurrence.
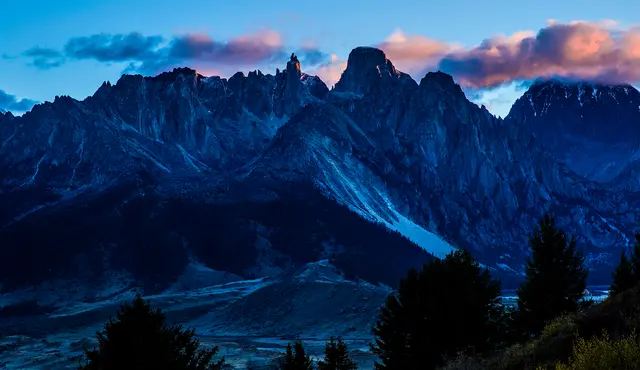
[120,136,171,173]
[528,94,537,116]
[314,150,455,258]
[1,132,15,149]
[577,85,585,107]
[19,154,47,187]
[598,216,630,247]
[176,144,209,172]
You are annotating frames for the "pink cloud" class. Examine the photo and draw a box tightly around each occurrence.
[438,21,640,88]
[376,30,457,74]
[309,53,347,87]
[369,21,640,88]
[169,29,285,66]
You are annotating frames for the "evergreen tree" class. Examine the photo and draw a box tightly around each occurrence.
[280,343,296,370]
[318,337,357,370]
[279,340,313,370]
[630,234,640,277]
[79,295,224,370]
[371,250,504,370]
[516,214,588,337]
[609,234,640,296]
[611,250,635,296]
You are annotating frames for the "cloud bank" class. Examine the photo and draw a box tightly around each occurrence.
[19,30,332,77]
[14,20,640,90]
[379,20,640,88]
[0,90,39,112]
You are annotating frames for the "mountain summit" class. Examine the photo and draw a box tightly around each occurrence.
[507,79,640,184]
[334,47,413,95]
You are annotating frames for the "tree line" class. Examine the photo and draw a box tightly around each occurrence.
[76,214,640,369]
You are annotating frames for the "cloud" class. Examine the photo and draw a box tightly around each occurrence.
[309,53,347,87]
[21,47,66,69]
[438,21,640,88]
[64,33,163,62]
[62,31,288,75]
[367,21,640,88]
[168,31,284,64]
[297,48,330,66]
[21,20,640,90]
[19,30,333,77]
[0,90,39,112]
[376,30,458,74]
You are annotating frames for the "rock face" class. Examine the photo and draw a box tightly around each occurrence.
[0,47,637,293]
[508,80,640,186]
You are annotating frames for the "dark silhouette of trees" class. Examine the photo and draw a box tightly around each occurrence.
[611,250,635,296]
[79,295,224,370]
[610,234,640,296]
[279,340,313,370]
[318,336,357,370]
[515,214,588,338]
[371,249,504,370]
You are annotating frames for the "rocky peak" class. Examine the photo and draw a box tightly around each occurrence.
[114,73,144,88]
[149,67,199,84]
[227,71,246,95]
[334,47,410,95]
[509,79,640,143]
[346,47,388,71]
[507,79,640,183]
[273,53,326,117]
[417,71,467,100]
[301,74,329,100]
[286,53,302,78]
[0,109,14,132]
[52,95,76,107]
[91,81,113,102]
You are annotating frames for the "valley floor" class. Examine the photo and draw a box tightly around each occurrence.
[0,334,378,369]
[0,261,387,369]
[0,260,610,369]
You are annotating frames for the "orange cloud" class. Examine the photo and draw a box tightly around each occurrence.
[310,53,347,87]
[369,21,640,88]
[376,29,457,74]
[438,20,640,87]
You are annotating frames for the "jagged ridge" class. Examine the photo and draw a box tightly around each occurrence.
[0,47,638,292]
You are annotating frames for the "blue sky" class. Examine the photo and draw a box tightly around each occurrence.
[2,0,640,117]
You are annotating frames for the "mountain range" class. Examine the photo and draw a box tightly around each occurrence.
[1,46,639,294]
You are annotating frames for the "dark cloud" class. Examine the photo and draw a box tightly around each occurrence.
[18,30,329,77]
[64,33,164,62]
[0,90,39,112]
[163,31,286,66]
[296,48,329,66]
[22,47,66,69]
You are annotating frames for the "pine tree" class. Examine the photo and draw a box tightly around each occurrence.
[279,340,313,370]
[611,250,634,296]
[609,234,640,296]
[371,250,504,370]
[79,295,224,370]
[631,234,640,276]
[516,214,588,337]
[280,343,296,370]
[318,337,357,370]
